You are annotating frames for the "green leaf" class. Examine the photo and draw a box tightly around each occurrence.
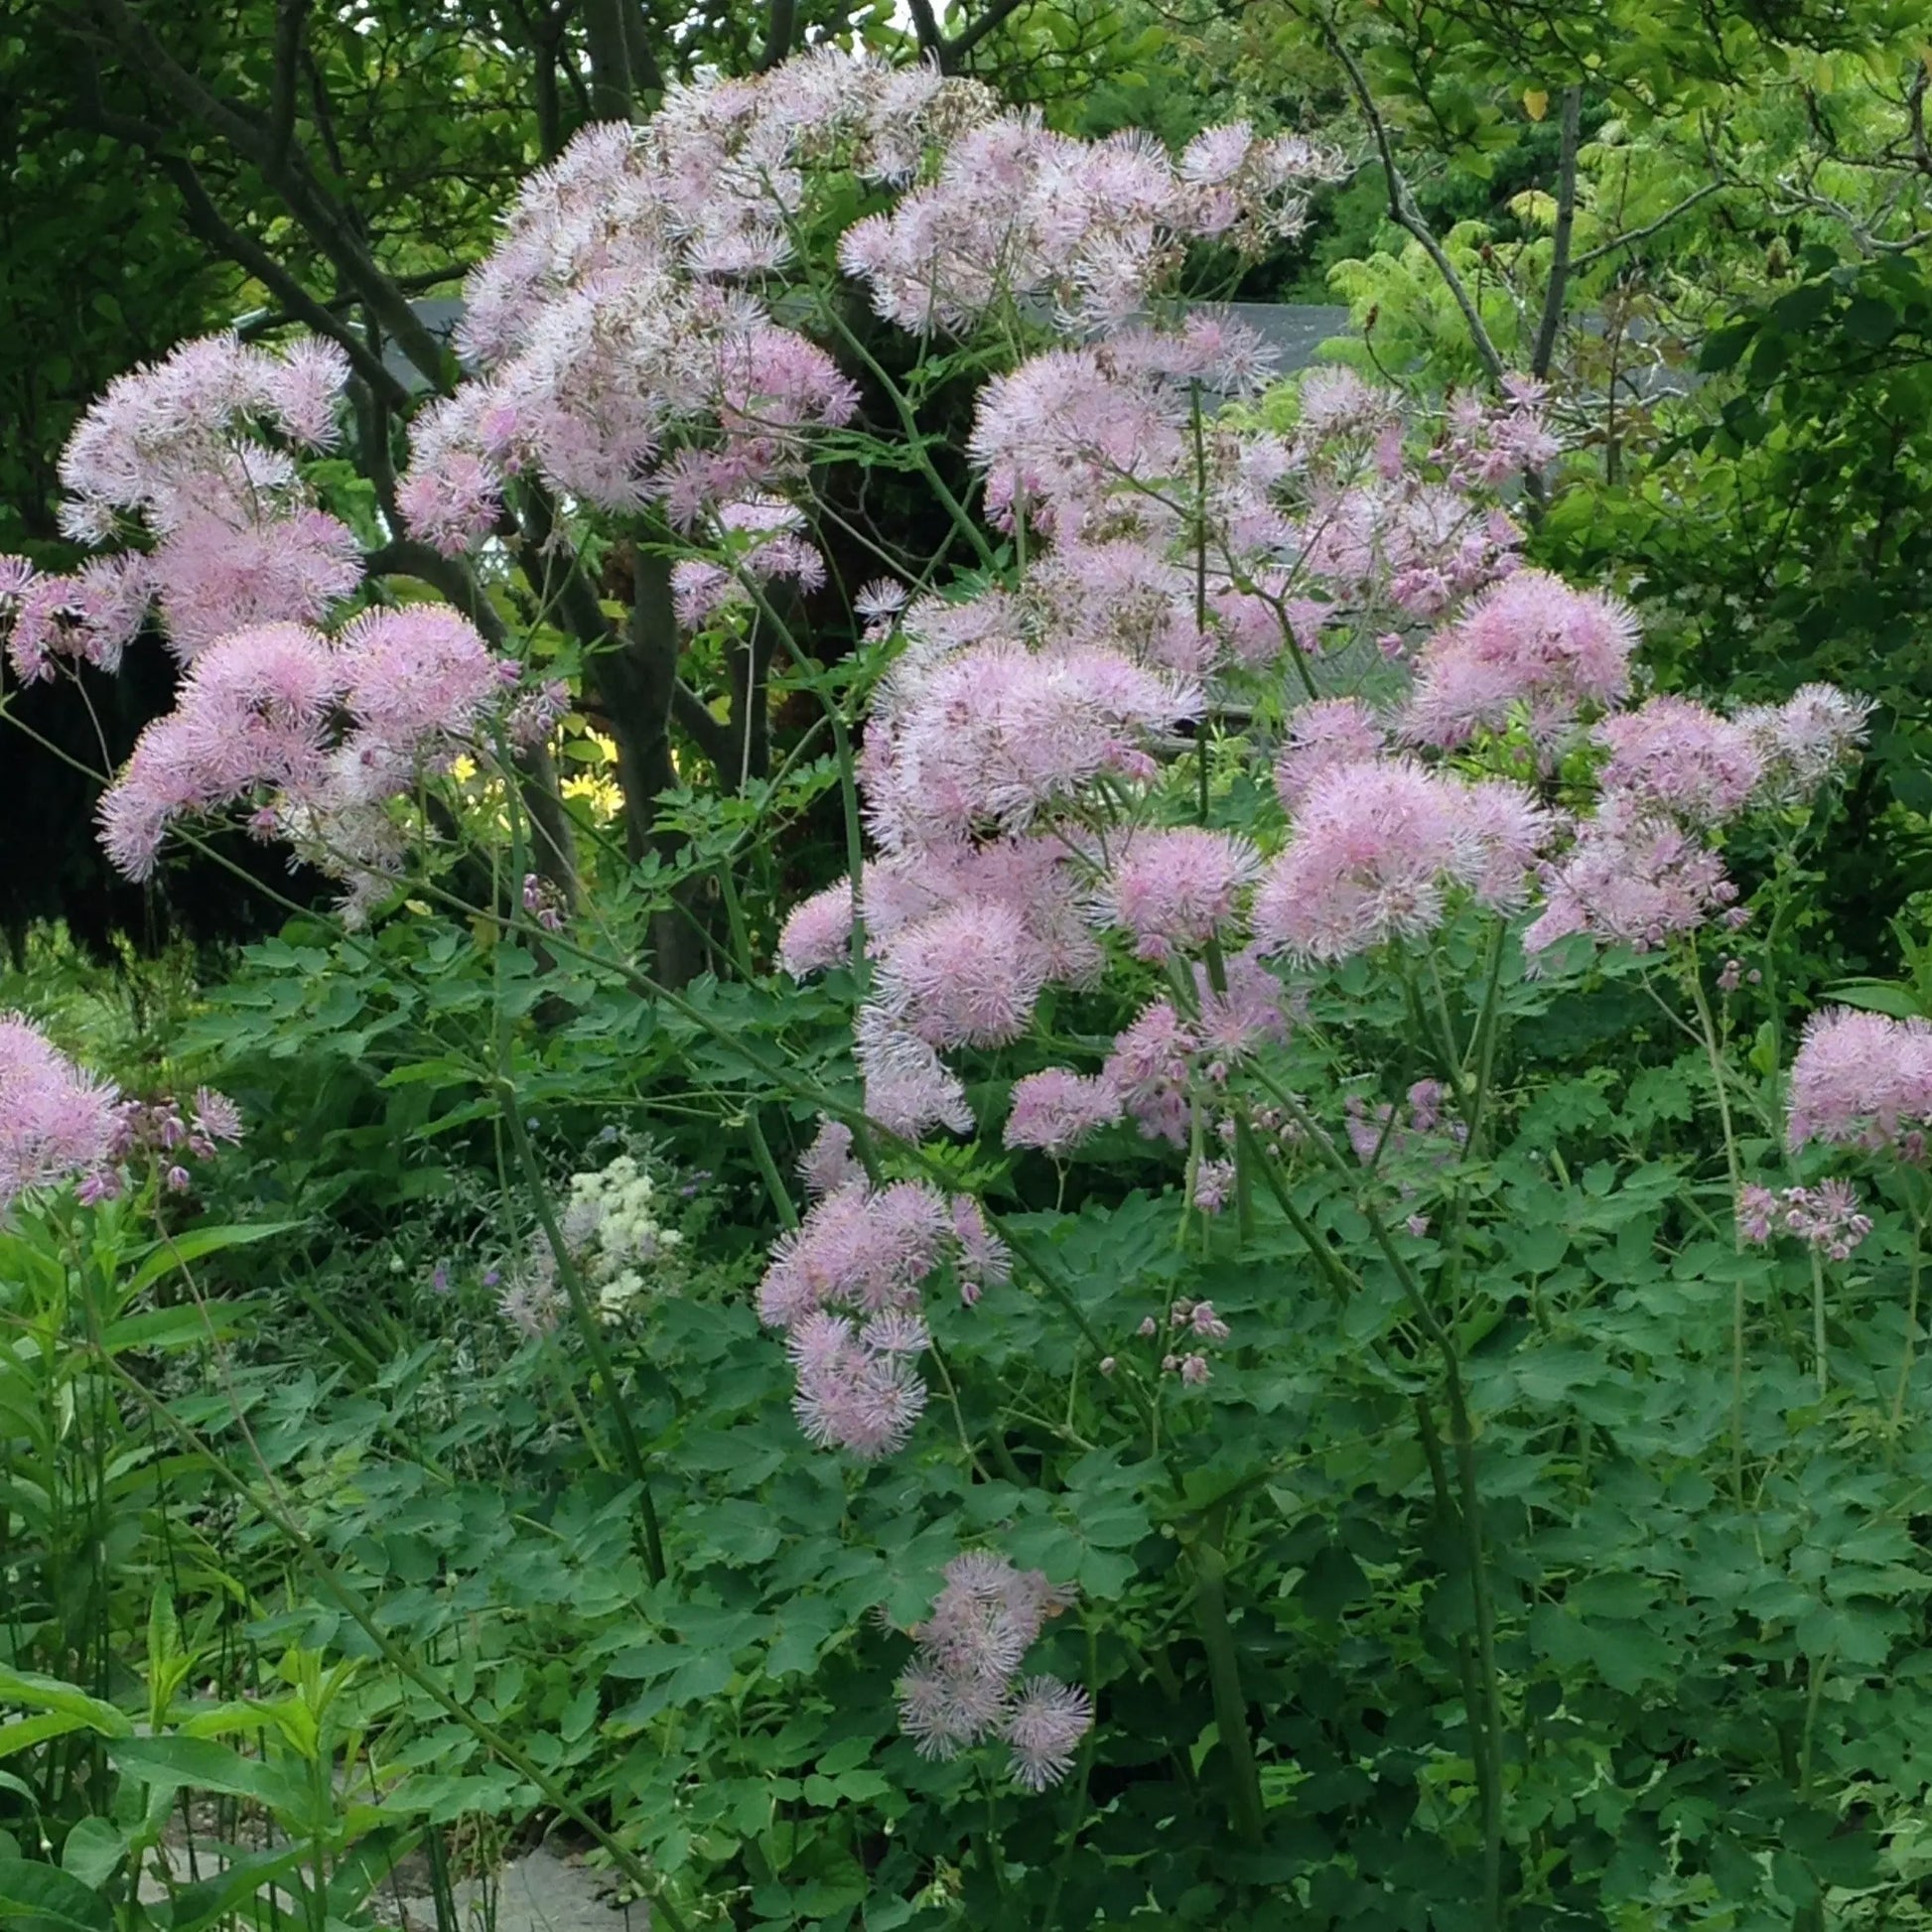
[101,1305,247,1357]
[58,1823,123,1893]
[1770,281,1834,333]
[1826,978,1925,1020]
[107,1736,307,1815]
[1842,294,1899,346]
[1697,322,1753,372]
[0,1717,91,1762]
[0,1859,112,1932]
[0,1672,131,1741]
[123,1223,302,1299]
[167,1847,308,1932]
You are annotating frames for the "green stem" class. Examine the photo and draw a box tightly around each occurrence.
[1687,958,1749,1504]
[1464,925,1509,1152]
[809,288,996,569]
[705,527,871,984]
[746,1108,799,1230]
[1415,1395,1492,1853]
[500,1094,669,1587]
[1191,1504,1266,1849]
[1891,1216,1924,1440]
[1444,1354,1507,1929]
[1809,1247,1829,1400]
[102,1361,695,1932]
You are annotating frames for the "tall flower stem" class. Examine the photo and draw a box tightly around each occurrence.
[707,522,872,985]
[1808,1248,1830,1399]
[1686,959,1749,1502]
[495,733,670,1586]
[1245,1061,1507,1921]
[500,1094,669,1588]
[1190,1502,1266,1849]
[804,282,997,570]
[1891,1212,1925,1442]
[1443,1347,1506,1928]
[1190,380,1211,824]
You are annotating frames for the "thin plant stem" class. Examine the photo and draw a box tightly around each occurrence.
[1892,1213,1925,1440]
[99,1360,696,1932]
[925,1341,993,1483]
[1191,1502,1266,1849]
[746,1109,799,1230]
[1686,957,1750,1503]
[1809,1247,1830,1399]
[499,1096,669,1587]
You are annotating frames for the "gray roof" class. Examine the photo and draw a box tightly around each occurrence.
[373,294,1696,400]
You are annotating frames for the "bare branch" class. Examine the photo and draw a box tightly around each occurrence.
[301,47,347,181]
[364,540,507,644]
[80,0,454,389]
[1570,180,1725,270]
[945,0,1037,64]
[1319,19,1510,389]
[902,0,1035,71]
[79,0,267,153]
[155,155,413,410]
[621,1,665,98]
[670,682,741,774]
[268,0,310,170]
[905,0,945,59]
[759,0,798,71]
[581,0,635,120]
[1529,84,1582,381]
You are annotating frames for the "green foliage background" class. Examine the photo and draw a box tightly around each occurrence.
[5,3,1932,1930]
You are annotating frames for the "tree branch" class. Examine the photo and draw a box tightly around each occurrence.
[155,154,413,410]
[581,0,635,120]
[1569,180,1725,269]
[364,540,507,644]
[670,682,740,774]
[759,0,798,71]
[80,0,454,389]
[1529,84,1582,381]
[268,0,310,170]
[1320,20,1510,388]
[905,0,944,58]
[945,0,1036,64]
[902,0,1035,71]
[621,0,665,98]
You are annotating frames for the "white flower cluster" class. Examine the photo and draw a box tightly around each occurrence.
[560,1154,682,1321]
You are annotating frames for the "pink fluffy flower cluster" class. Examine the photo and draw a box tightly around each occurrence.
[842,114,1343,336]
[0,1015,242,1215]
[1786,1008,1932,1158]
[756,1123,1009,1459]
[1524,683,1871,959]
[768,344,1873,1476]
[0,1016,126,1214]
[0,335,358,679]
[398,49,1343,613]
[96,606,512,917]
[969,325,1532,643]
[894,1550,1092,1789]
[396,50,993,556]
[774,334,1574,1159]
[1735,1179,1872,1261]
